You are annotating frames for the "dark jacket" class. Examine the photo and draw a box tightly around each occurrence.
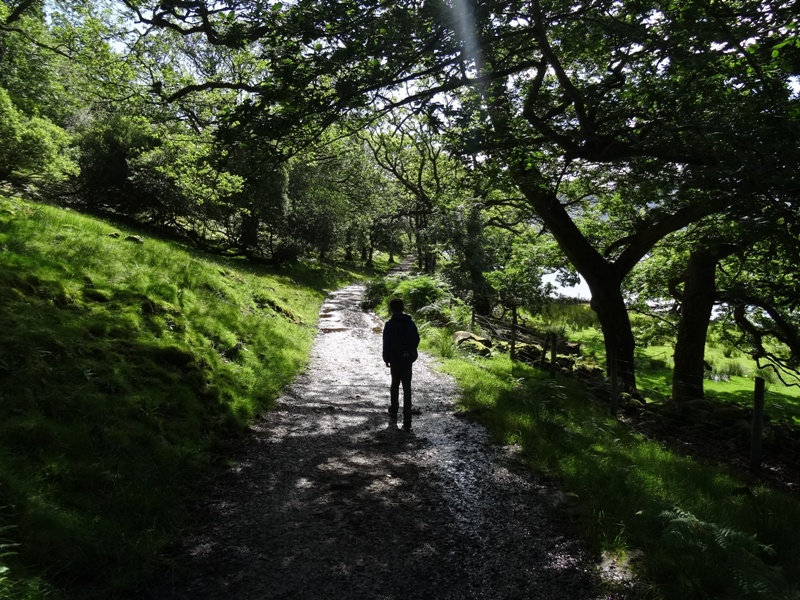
[382,312,420,364]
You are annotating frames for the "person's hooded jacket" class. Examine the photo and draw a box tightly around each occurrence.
[382,312,420,365]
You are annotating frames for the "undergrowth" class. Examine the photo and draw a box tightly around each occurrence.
[365,268,800,598]
[0,196,367,599]
[435,351,800,599]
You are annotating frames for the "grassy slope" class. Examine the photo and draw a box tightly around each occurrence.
[422,327,800,600]
[0,196,370,599]
[434,353,800,599]
[552,306,800,425]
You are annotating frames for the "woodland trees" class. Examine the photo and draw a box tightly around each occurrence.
[1,0,799,396]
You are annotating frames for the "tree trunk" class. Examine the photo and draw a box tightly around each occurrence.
[240,207,259,250]
[512,169,638,390]
[589,282,637,390]
[424,251,436,273]
[672,248,718,402]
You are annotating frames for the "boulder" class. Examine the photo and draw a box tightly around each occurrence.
[712,406,747,425]
[574,364,604,379]
[453,331,492,349]
[517,343,543,363]
[557,341,581,355]
[453,331,475,345]
[459,339,492,357]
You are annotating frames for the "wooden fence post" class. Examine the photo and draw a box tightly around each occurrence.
[549,335,557,379]
[468,291,476,328]
[750,376,766,470]
[510,305,518,362]
[609,346,619,416]
[540,333,548,370]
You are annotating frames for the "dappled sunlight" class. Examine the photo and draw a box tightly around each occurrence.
[0,201,351,597]
[163,284,604,599]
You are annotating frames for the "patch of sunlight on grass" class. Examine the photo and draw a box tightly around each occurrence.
[432,341,800,600]
[0,197,362,599]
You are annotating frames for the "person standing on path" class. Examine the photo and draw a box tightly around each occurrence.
[382,298,420,430]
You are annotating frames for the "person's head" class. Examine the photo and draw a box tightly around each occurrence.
[388,298,405,314]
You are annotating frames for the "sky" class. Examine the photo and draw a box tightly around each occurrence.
[543,273,591,301]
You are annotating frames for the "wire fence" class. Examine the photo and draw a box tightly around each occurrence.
[467,314,800,488]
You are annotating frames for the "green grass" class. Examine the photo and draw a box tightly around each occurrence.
[412,293,800,597]
[632,343,800,425]
[547,309,800,425]
[0,196,370,599]
[435,351,800,599]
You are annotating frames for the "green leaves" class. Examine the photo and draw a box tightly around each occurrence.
[0,87,77,182]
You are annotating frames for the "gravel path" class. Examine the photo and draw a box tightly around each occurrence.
[148,284,616,599]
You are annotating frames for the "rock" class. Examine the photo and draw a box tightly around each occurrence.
[459,339,492,356]
[453,331,475,344]
[108,232,120,238]
[452,331,492,349]
[556,355,575,369]
[125,235,144,244]
[730,419,752,440]
[557,341,581,355]
[516,343,543,362]
[494,340,510,353]
[574,364,604,379]
[712,406,746,424]
[683,398,716,416]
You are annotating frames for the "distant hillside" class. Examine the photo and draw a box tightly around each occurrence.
[0,195,365,599]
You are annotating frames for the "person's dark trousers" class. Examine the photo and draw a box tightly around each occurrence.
[389,361,413,425]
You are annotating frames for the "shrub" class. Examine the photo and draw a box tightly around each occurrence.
[430,326,457,359]
[540,300,599,331]
[72,113,160,213]
[0,87,77,183]
[658,507,796,600]
[723,344,739,359]
[393,275,448,312]
[755,367,779,385]
[722,360,747,378]
[361,277,393,310]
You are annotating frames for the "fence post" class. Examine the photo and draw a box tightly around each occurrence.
[609,347,619,416]
[468,291,476,328]
[510,305,517,362]
[540,333,548,370]
[750,376,766,470]
[549,335,557,379]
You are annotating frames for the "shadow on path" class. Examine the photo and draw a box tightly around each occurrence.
[147,285,609,600]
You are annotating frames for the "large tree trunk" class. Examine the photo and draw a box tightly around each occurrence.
[589,284,637,390]
[513,169,638,389]
[240,207,259,250]
[671,248,722,402]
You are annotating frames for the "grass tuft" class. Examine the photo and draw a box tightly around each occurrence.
[0,197,365,599]
[432,348,800,599]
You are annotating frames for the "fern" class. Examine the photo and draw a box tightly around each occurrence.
[660,507,798,599]
[0,523,18,587]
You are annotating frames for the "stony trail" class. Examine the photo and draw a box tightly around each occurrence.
[147,284,619,600]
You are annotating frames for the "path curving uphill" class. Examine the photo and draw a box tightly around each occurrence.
[148,284,612,600]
